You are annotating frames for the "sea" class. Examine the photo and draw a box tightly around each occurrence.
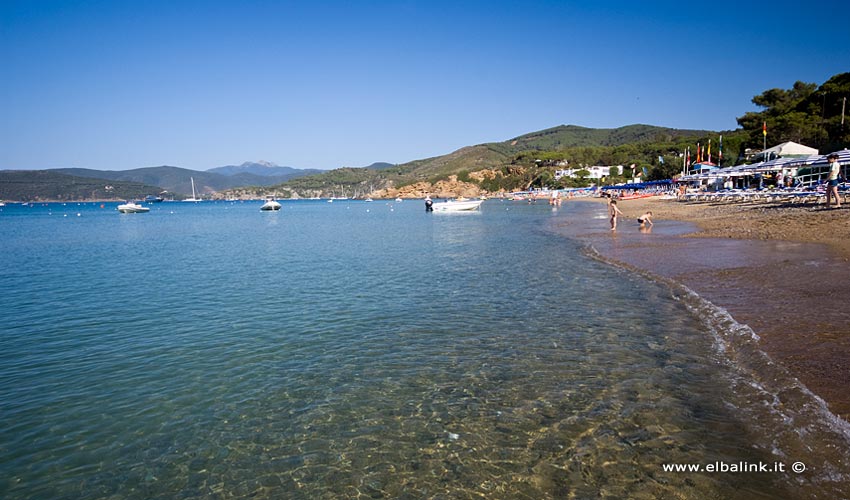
[1,199,848,499]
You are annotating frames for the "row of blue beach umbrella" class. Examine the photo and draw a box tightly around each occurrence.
[679,148,849,181]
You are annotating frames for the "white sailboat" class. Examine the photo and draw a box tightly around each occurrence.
[183,177,201,202]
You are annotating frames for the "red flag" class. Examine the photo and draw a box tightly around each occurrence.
[762,121,767,137]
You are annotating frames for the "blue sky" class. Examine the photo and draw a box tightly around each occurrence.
[2,0,848,171]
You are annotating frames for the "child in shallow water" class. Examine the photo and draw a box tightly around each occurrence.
[609,199,623,230]
[637,211,653,227]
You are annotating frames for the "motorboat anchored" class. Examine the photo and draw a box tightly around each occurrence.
[431,199,484,212]
[117,201,150,213]
[260,198,282,211]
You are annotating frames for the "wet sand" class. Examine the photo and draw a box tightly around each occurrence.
[555,197,850,421]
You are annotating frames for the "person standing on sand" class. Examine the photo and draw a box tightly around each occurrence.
[609,198,623,230]
[825,153,841,209]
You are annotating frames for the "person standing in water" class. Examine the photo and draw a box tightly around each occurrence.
[609,198,623,230]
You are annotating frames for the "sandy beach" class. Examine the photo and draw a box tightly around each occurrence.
[559,196,850,422]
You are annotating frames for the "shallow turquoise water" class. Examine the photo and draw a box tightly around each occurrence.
[0,200,846,498]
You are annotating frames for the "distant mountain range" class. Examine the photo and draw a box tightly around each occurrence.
[1,124,718,201]
[49,162,325,196]
[207,161,323,178]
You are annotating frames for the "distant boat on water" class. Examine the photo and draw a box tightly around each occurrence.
[144,195,164,203]
[260,198,281,211]
[117,201,150,213]
[432,199,484,212]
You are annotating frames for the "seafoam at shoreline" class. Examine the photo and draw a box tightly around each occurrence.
[547,200,850,496]
[553,197,850,421]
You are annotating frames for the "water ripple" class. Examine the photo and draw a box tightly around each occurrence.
[0,201,843,498]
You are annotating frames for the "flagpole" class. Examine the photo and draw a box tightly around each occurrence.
[763,121,767,151]
[719,135,723,168]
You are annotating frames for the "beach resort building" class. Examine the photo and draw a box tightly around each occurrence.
[746,141,819,161]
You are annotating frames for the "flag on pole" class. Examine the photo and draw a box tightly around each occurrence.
[719,135,723,165]
[762,121,767,137]
[707,139,711,163]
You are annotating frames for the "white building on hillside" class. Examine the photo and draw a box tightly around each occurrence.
[555,165,618,180]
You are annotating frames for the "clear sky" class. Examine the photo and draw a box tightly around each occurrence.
[2,0,848,171]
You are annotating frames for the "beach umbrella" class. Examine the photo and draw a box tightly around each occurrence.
[691,163,717,171]
[784,154,820,167]
[810,148,850,166]
[755,157,801,173]
[719,161,762,177]
[714,164,747,176]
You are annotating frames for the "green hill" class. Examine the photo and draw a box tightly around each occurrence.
[0,170,163,202]
[511,124,714,149]
[273,124,718,197]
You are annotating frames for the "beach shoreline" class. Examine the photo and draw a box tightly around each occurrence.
[556,196,850,422]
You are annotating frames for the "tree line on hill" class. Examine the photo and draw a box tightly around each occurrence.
[425,72,850,192]
[0,170,164,202]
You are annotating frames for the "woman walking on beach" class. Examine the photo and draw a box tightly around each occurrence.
[609,198,623,230]
[825,152,841,209]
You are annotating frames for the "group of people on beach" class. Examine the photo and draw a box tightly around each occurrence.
[604,192,652,231]
[604,152,843,229]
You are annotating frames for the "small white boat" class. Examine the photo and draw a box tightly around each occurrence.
[432,199,484,212]
[260,199,281,211]
[117,202,150,213]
